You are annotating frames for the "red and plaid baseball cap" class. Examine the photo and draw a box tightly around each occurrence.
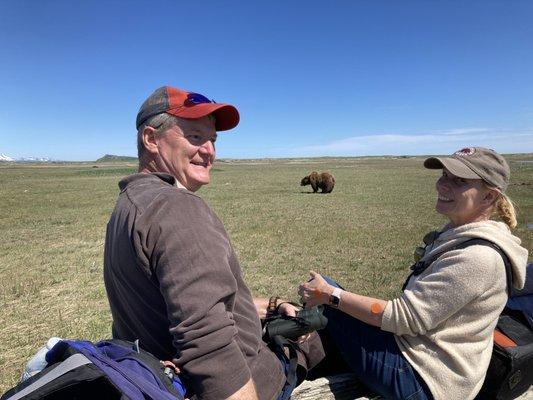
[136,86,240,131]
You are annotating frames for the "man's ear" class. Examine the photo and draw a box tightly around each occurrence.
[142,126,159,155]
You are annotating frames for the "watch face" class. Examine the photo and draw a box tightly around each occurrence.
[329,294,340,307]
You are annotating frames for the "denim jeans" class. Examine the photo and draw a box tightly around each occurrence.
[275,352,297,400]
[320,277,433,400]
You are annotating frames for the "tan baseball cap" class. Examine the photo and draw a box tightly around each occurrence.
[424,147,510,192]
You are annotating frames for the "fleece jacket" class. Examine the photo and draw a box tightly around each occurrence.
[381,220,529,400]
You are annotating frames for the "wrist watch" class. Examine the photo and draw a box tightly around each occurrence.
[329,288,342,308]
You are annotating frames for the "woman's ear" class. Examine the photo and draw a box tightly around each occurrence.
[483,188,500,206]
[142,126,159,155]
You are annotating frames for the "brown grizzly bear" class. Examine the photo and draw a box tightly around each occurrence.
[300,171,335,193]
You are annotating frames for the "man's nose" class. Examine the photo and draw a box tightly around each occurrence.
[199,139,215,155]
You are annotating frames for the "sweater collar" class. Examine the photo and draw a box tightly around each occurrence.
[118,172,178,191]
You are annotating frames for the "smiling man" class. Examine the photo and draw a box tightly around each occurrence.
[133,87,234,192]
[103,86,323,400]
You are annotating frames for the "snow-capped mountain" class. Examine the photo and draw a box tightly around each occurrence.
[0,153,14,161]
[18,156,53,162]
[0,153,55,162]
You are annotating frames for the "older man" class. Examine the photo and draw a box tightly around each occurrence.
[103,86,322,400]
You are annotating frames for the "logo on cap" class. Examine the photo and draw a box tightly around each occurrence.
[454,147,476,157]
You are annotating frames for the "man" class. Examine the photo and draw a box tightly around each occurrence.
[103,86,323,400]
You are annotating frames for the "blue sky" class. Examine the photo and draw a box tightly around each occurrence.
[1,1,532,161]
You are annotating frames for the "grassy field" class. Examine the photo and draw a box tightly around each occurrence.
[0,156,532,391]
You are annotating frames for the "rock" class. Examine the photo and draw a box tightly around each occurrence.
[291,374,533,400]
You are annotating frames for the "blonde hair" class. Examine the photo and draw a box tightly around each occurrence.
[493,192,518,229]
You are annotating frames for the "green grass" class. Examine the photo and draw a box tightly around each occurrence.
[0,156,531,391]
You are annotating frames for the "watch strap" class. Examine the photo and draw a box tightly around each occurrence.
[329,288,342,307]
[266,296,280,317]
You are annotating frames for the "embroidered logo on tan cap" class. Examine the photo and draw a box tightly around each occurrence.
[454,147,476,156]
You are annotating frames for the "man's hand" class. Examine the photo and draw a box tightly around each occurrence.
[276,301,299,317]
[253,297,300,319]
[298,271,334,308]
[254,297,311,343]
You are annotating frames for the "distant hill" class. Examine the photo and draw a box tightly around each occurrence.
[96,154,138,163]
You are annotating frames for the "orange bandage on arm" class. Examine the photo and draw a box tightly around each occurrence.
[370,302,383,315]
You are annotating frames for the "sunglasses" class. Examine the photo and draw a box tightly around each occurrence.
[184,93,216,106]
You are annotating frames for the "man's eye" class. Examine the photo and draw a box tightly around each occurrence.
[188,134,202,142]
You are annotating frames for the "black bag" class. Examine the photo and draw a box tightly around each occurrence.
[474,307,533,400]
[475,259,533,400]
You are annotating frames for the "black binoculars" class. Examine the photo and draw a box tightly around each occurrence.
[262,306,328,341]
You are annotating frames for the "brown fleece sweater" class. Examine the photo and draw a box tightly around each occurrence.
[103,173,286,400]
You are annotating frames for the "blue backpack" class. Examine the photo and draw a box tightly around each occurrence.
[1,339,186,400]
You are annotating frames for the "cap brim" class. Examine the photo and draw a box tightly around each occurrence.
[167,103,240,131]
[423,157,481,179]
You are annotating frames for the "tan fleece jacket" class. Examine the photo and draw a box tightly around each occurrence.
[381,221,528,400]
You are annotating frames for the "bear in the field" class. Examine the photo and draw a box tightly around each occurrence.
[300,171,335,193]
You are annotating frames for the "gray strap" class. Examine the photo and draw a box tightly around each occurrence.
[6,354,92,400]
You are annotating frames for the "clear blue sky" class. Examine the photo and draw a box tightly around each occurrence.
[1,1,532,161]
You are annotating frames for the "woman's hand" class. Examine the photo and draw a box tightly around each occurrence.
[298,271,334,308]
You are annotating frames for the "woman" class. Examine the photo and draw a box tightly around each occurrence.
[298,147,528,400]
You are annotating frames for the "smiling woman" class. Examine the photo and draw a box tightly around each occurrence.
[427,147,517,230]
[298,147,529,400]
[435,169,500,228]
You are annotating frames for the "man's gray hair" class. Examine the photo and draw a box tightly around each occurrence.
[137,113,181,160]
[137,112,217,161]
